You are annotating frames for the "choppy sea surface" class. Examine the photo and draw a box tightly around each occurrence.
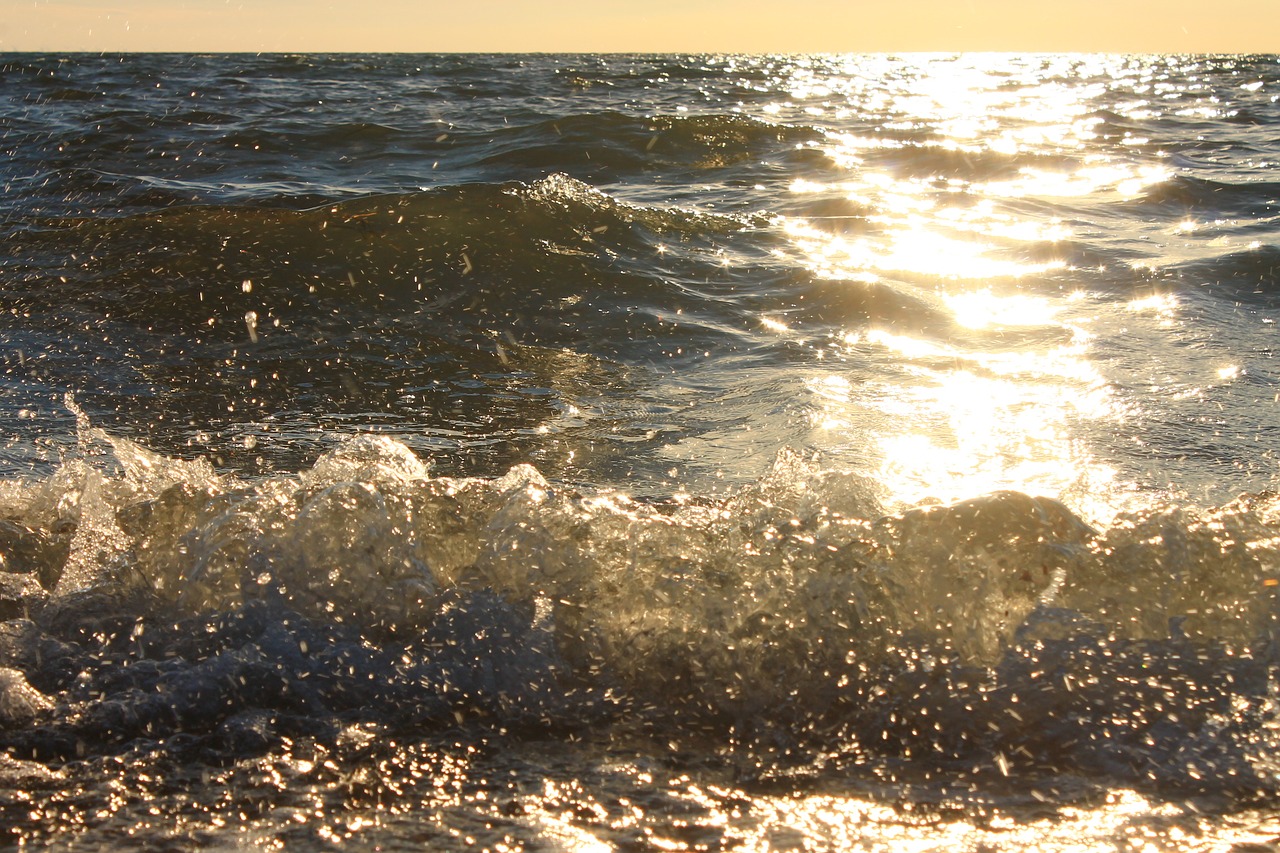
[2,52,1280,849]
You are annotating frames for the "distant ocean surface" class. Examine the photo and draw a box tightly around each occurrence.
[3,52,1280,849]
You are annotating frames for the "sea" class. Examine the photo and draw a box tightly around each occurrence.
[1,52,1280,850]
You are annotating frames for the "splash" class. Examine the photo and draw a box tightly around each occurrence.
[0,409,1277,806]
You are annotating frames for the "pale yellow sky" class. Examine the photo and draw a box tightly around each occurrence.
[1,0,1277,53]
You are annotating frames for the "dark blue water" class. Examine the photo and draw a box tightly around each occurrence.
[3,53,1280,849]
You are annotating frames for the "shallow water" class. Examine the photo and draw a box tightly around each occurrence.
[2,52,1280,848]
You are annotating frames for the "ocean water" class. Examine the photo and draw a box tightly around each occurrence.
[2,51,1280,849]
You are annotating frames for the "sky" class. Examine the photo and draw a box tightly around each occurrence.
[1,0,1278,54]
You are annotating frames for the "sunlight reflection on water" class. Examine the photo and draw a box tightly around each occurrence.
[764,55,1219,518]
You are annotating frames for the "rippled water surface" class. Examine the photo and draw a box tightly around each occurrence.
[2,52,1280,849]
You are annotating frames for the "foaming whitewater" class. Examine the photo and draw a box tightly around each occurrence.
[3,401,1280,846]
[3,52,1280,848]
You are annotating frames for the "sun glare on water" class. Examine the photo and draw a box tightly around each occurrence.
[769,56,1158,516]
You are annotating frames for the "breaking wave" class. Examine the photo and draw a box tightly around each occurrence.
[0,405,1278,810]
